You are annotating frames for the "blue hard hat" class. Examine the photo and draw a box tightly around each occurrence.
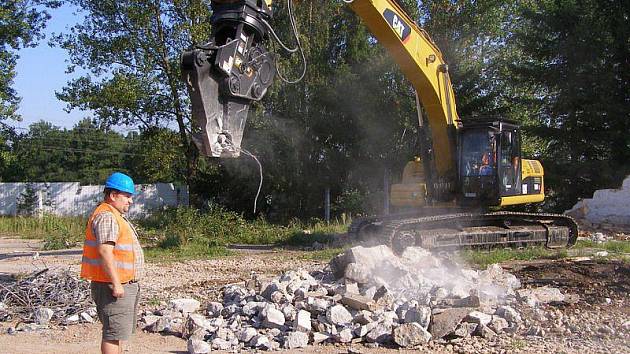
[104,172,135,195]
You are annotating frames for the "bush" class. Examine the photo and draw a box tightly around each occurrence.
[137,206,348,250]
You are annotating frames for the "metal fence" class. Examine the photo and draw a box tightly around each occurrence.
[0,182,188,218]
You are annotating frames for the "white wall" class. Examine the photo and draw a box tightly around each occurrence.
[0,182,188,218]
[566,175,630,226]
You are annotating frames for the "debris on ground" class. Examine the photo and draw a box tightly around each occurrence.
[136,245,587,352]
[565,175,630,233]
[0,243,628,353]
[0,269,94,331]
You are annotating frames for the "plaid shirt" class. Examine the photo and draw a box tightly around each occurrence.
[92,211,145,281]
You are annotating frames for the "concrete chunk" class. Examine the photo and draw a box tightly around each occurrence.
[489,316,509,333]
[170,299,200,314]
[341,293,379,311]
[429,308,471,339]
[366,323,392,343]
[336,282,360,295]
[312,332,331,344]
[393,322,432,347]
[238,327,258,343]
[517,287,565,307]
[33,308,54,325]
[452,322,477,338]
[353,310,376,325]
[187,339,211,354]
[306,297,330,314]
[140,315,161,330]
[242,301,266,316]
[440,295,481,308]
[475,324,497,338]
[403,306,431,329]
[284,331,309,349]
[326,304,353,326]
[336,327,354,343]
[495,306,522,323]
[465,311,492,326]
[282,303,297,322]
[250,334,272,349]
[211,337,231,350]
[206,302,223,318]
[263,307,285,329]
[294,310,312,332]
[183,314,210,339]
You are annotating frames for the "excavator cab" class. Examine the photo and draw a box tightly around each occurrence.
[458,119,523,207]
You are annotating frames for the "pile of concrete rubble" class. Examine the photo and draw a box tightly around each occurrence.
[139,245,566,353]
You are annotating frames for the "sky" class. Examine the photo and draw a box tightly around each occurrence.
[13,4,87,131]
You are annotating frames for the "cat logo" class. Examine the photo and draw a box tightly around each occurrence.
[383,9,411,43]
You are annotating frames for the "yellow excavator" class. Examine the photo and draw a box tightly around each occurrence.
[181,0,577,253]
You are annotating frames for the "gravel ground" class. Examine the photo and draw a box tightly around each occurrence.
[0,236,628,353]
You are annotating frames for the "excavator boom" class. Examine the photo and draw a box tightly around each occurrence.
[181,0,578,252]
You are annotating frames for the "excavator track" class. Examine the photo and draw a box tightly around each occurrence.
[350,211,578,255]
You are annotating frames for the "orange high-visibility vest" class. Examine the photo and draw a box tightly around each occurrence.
[80,202,135,283]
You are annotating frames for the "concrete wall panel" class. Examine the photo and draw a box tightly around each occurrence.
[0,182,188,218]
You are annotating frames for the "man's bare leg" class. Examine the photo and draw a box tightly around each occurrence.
[101,339,121,354]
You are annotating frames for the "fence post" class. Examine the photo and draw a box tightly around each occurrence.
[37,189,44,219]
[324,187,330,224]
[383,168,390,215]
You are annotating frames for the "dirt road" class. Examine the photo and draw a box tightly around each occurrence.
[0,236,628,353]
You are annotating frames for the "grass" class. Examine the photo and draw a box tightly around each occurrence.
[146,296,162,307]
[0,215,86,250]
[461,238,630,267]
[574,239,630,254]
[137,206,348,262]
[0,206,349,261]
[460,246,569,268]
[17,207,627,267]
[136,206,346,248]
[0,215,85,238]
[144,242,233,262]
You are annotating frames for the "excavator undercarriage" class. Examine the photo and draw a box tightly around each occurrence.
[350,211,578,255]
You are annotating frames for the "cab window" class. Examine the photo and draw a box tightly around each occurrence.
[499,130,521,195]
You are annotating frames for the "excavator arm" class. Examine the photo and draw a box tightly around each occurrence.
[181,0,458,178]
[181,0,276,157]
[182,0,578,252]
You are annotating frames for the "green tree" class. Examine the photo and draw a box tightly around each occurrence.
[414,0,522,118]
[64,119,129,183]
[0,0,60,120]
[509,0,630,211]
[0,128,16,181]
[4,119,129,183]
[123,127,186,183]
[195,1,423,219]
[53,0,213,181]
[16,182,39,216]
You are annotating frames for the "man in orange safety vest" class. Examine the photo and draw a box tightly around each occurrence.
[81,172,144,354]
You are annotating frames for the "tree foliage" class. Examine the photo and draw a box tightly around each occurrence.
[1,119,184,184]
[0,0,59,121]
[509,0,630,210]
[53,0,213,179]
[3,0,627,219]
